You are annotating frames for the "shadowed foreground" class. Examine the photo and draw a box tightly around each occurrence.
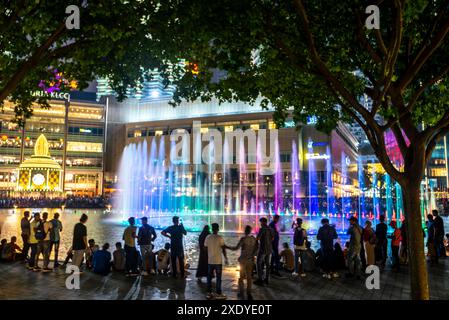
[0,261,448,300]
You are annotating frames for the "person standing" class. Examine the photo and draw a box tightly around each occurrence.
[399,219,408,264]
[123,217,139,276]
[20,211,31,262]
[196,225,211,280]
[35,212,53,272]
[162,216,187,279]
[27,213,40,270]
[254,217,274,286]
[426,214,438,265]
[269,215,281,276]
[227,225,258,300]
[292,218,307,277]
[137,216,157,276]
[72,213,88,271]
[432,209,446,259]
[346,216,363,279]
[362,220,376,267]
[316,218,338,279]
[388,220,402,272]
[375,215,388,267]
[50,212,63,267]
[204,223,228,300]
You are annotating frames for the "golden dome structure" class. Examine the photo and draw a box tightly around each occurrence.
[17,134,62,192]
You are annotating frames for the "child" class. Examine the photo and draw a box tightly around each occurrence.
[343,241,350,261]
[113,242,126,272]
[279,242,294,272]
[85,239,99,269]
[156,243,171,274]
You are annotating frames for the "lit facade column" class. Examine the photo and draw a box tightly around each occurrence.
[62,99,70,193]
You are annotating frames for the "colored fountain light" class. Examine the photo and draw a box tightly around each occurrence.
[114,126,430,234]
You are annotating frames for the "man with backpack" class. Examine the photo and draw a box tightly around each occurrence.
[317,218,338,279]
[50,212,63,267]
[34,212,53,272]
[292,218,307,278]
[138,216,157,276]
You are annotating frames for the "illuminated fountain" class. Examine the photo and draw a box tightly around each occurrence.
[115,129,416,234]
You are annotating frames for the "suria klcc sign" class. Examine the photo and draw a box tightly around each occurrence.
[31,90,70,101]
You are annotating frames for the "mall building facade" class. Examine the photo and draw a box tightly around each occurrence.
[104,97,360,214]
[0,92,106,196]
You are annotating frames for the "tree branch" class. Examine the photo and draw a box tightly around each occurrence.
[292,0,376,126]
[397,16,449,91]
[0,22,67,102]
[407,64,449,111]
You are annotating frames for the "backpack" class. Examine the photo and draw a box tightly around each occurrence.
[294,227,305,246]
[35,221,46,241]
[138,225,152,245]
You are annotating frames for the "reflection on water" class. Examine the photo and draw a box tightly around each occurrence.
[0,209,365,267]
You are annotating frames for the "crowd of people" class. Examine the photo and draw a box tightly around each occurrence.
[0,196,110,209]
[0,209,447,300]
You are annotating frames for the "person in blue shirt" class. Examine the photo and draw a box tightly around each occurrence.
[93,243,112,276]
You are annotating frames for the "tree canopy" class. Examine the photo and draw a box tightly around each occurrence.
[0,0,179,125]
[154,0,449,299]
[159,0,449,184]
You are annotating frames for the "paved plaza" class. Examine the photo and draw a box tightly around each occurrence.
[0,260,448,300]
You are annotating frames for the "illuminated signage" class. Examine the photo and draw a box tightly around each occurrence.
[345,156,351,166]
[79,128,92,133]
[31,90,70,101]
[306,116,318,125]
[306,153,330,160]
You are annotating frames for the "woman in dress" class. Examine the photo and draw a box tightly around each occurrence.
[362,220,376,267]
[196,225,210,280]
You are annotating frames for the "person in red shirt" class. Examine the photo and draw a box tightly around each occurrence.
[388,221,402,272]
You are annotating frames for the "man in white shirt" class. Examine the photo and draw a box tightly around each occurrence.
[204,223,228,300]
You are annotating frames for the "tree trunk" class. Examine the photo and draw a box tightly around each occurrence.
[401,178,429,300]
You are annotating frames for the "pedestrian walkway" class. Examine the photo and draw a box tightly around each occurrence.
[0,260,448,300]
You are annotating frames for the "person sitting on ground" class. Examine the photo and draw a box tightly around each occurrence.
[279,242,294,272]
[2,236,23,262]
[85,239,99,269]
[93,243,112,276]
[0,239,7,261]
[156,243,171,274]
[315,247,323,272]
[445,233,449,255]
[61,247,73,268]
[303,241,316,272]
[113,242,126,272]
